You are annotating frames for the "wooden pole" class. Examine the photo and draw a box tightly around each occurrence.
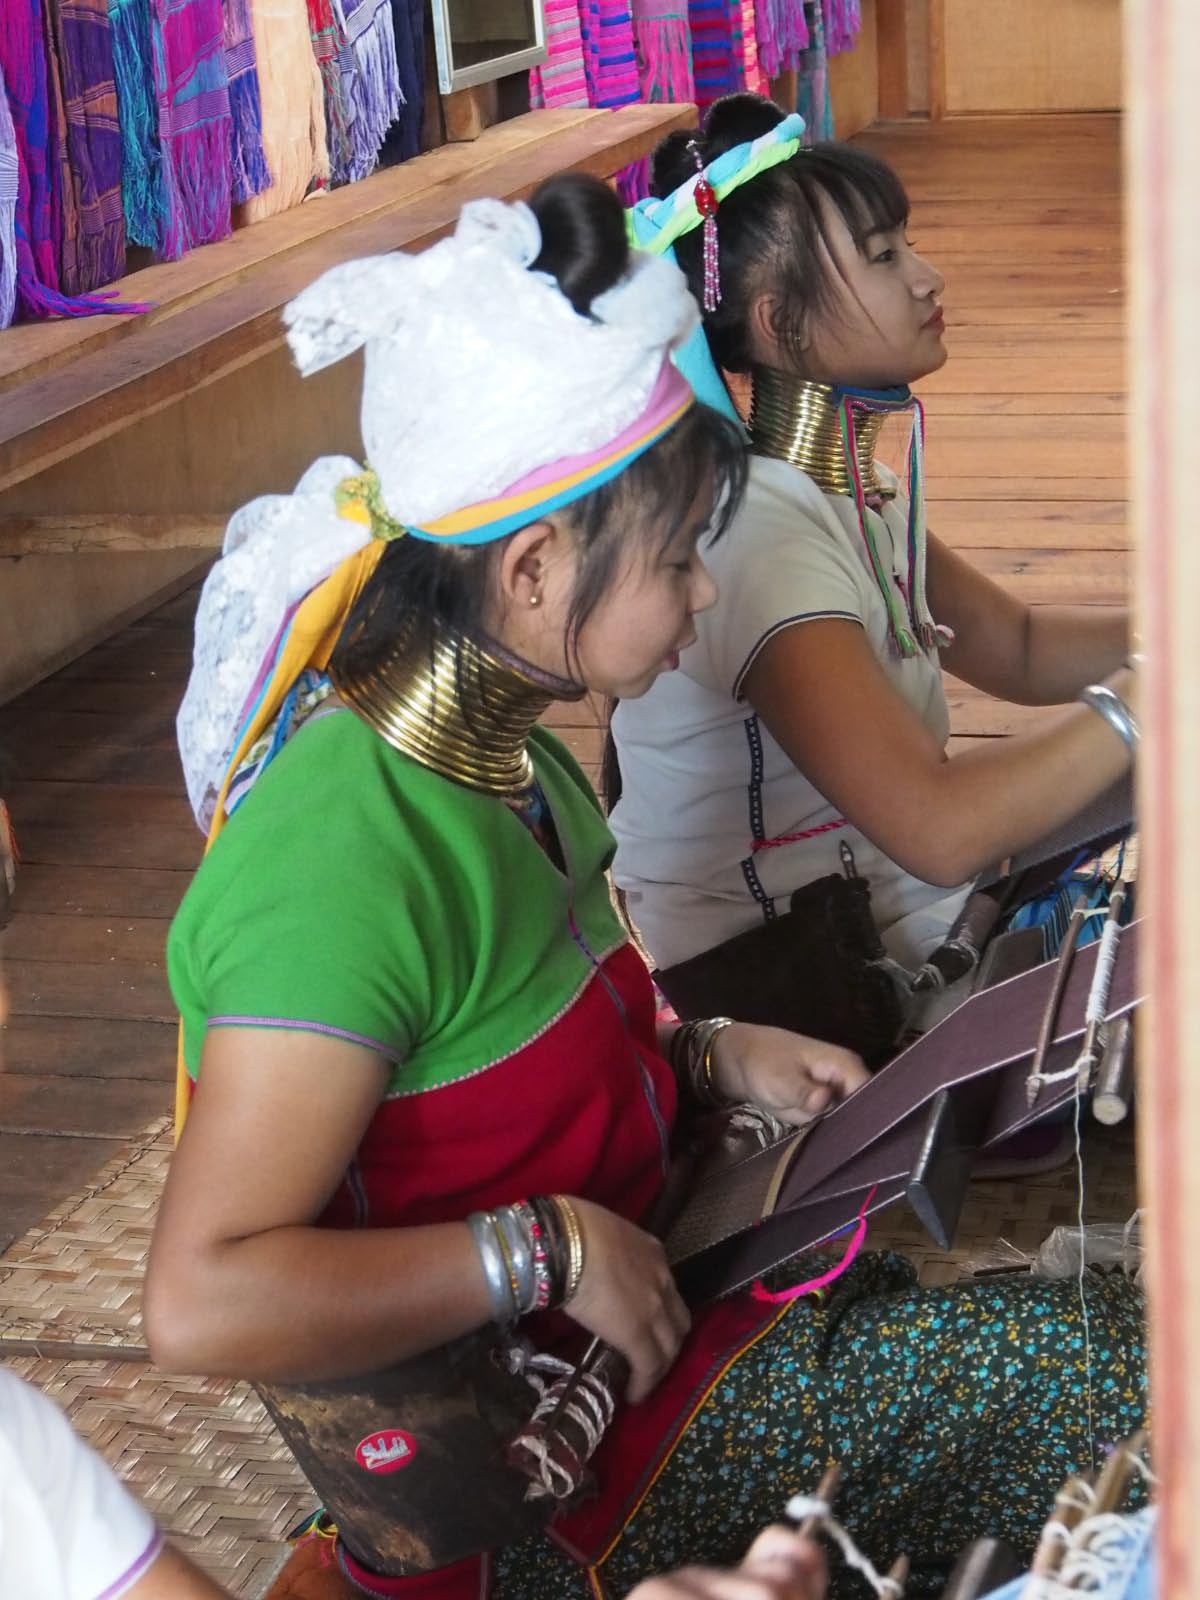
[1128,3,1200,1594]
[927,0,946,119]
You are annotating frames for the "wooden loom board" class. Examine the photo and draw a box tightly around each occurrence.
[1128,1,1200,1594]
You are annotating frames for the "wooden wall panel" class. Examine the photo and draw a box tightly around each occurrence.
[942,0,1122,115]
[829,0,880,136]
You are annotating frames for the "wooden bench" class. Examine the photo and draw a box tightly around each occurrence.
[0,103,691,546]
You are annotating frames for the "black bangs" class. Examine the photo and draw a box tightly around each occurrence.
[795,143,911,245]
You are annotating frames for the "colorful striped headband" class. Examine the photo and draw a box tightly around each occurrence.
[627,113,807,259]
[333,358,694,546]
[626,114,806,424]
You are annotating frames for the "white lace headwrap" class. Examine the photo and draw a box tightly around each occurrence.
[178,198,699,829]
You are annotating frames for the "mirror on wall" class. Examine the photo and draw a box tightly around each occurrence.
[430,0,548,94]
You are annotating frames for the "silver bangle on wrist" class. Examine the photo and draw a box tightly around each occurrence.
[466,1210,518,1328]
[1079,684,1139,752]
[492,1206,536,1313]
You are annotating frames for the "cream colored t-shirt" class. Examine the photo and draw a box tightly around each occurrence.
[611,454,971,972]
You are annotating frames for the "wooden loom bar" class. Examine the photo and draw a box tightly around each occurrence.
[1128,2,1200,1595]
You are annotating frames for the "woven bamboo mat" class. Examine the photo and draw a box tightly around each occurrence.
[0,1117,313,1596]
[0,1110,1137,1595]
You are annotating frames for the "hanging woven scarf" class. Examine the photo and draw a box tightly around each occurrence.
[337,0,403,182]
[150,0,233,258]
[45,0,128,294]
[631,0,693,102]
[687,0,745,109]
[755,0,810,81]
[619,0,693,204]
[222,0,270,203]
[0,70,17,329]
[0,0,143,315]
[740,0,768,94]
[796,0,833,141]
[307,0,351,187]
[529,0,590,109]
[580,2,642,109]
[387,0,423,160]
[108,0,166,245]
[822,0,861,57]
[239,0,329,222]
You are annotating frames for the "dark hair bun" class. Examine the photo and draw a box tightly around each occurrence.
[651,93,785,196]
[527,172,630,316]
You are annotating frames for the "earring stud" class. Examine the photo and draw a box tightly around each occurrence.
[529,592,542,609]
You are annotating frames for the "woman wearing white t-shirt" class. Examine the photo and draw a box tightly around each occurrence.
[610,95,1134,1045]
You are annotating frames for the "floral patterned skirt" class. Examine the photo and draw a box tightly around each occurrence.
[493,1252,1147,1598]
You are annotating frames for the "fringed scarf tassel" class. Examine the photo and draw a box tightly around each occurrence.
[341,0,404,183]
[157,112,232,259]
[223,0,271,203]
[108,0,166,246]
[308,0,352,187]
[755,0,811,80]
[151,0,233,260]
[0,75,17,329]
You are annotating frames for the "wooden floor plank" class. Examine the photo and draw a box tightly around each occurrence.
[1,1016,176,1079]
[12,865,192,918]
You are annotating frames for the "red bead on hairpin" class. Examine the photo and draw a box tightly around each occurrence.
[689,141,721,313]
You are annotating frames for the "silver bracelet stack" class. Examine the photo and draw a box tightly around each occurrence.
[1079,683,1139,751]
[465,1196,582,1328]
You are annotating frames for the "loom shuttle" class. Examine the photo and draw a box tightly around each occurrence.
[1025,900,1090,1109]
[1093,1014,1135,1126]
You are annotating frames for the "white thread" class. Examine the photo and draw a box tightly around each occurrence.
[518,1370,617,1501]
[1085,921,1122,1026]
[783,1495,903,1600]
[1072,1089,1096,1458]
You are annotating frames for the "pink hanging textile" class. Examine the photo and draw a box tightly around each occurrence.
[822,0,861,56]
[150,0,234,259]
[687,0,745,110]
[631,0,694,103]
[580,2,641,109]
[740,0,768,94]
[529,0,589,109]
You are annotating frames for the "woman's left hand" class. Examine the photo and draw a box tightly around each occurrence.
[710,1022,869,1126]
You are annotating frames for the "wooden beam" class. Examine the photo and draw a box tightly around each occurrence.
[0,103,695,497]
[0,515,225,556]
[1128,0,1200,1591]
[442,81,500,142]
[876,0,910,119]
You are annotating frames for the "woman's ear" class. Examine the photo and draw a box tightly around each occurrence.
[749,290,808,369]
[493,519,564,615]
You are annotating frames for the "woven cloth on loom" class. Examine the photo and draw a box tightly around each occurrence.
[530,0,591,109]
[755,0,810,81]
[222,0,270,203]
[338,0,403,182]
[239,0,329,222]
[687,0,745,109]
[108,0,167,245]
[150,0,233,258]
[45,0,127,294]
[308,0,351,187]
[580,1,642,108]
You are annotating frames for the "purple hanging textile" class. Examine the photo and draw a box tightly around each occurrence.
[222,0,270,202]
[0,68,18,329]
[755,0,810,80]
[46,0,128,295]
[580,2,641,108]
[686,0,744,109]
[337,0,404,182]
[150,0,233,260]
[0,0,144,316]
[822,0,860,56]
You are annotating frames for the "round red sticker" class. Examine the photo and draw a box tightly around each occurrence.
[354,1428,418,1474]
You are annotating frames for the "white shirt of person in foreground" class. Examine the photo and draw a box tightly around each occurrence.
[0,1366,823,1600]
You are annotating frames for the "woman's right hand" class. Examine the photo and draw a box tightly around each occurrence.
[565,1196,691,1402]
[624,1527,828,1599]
